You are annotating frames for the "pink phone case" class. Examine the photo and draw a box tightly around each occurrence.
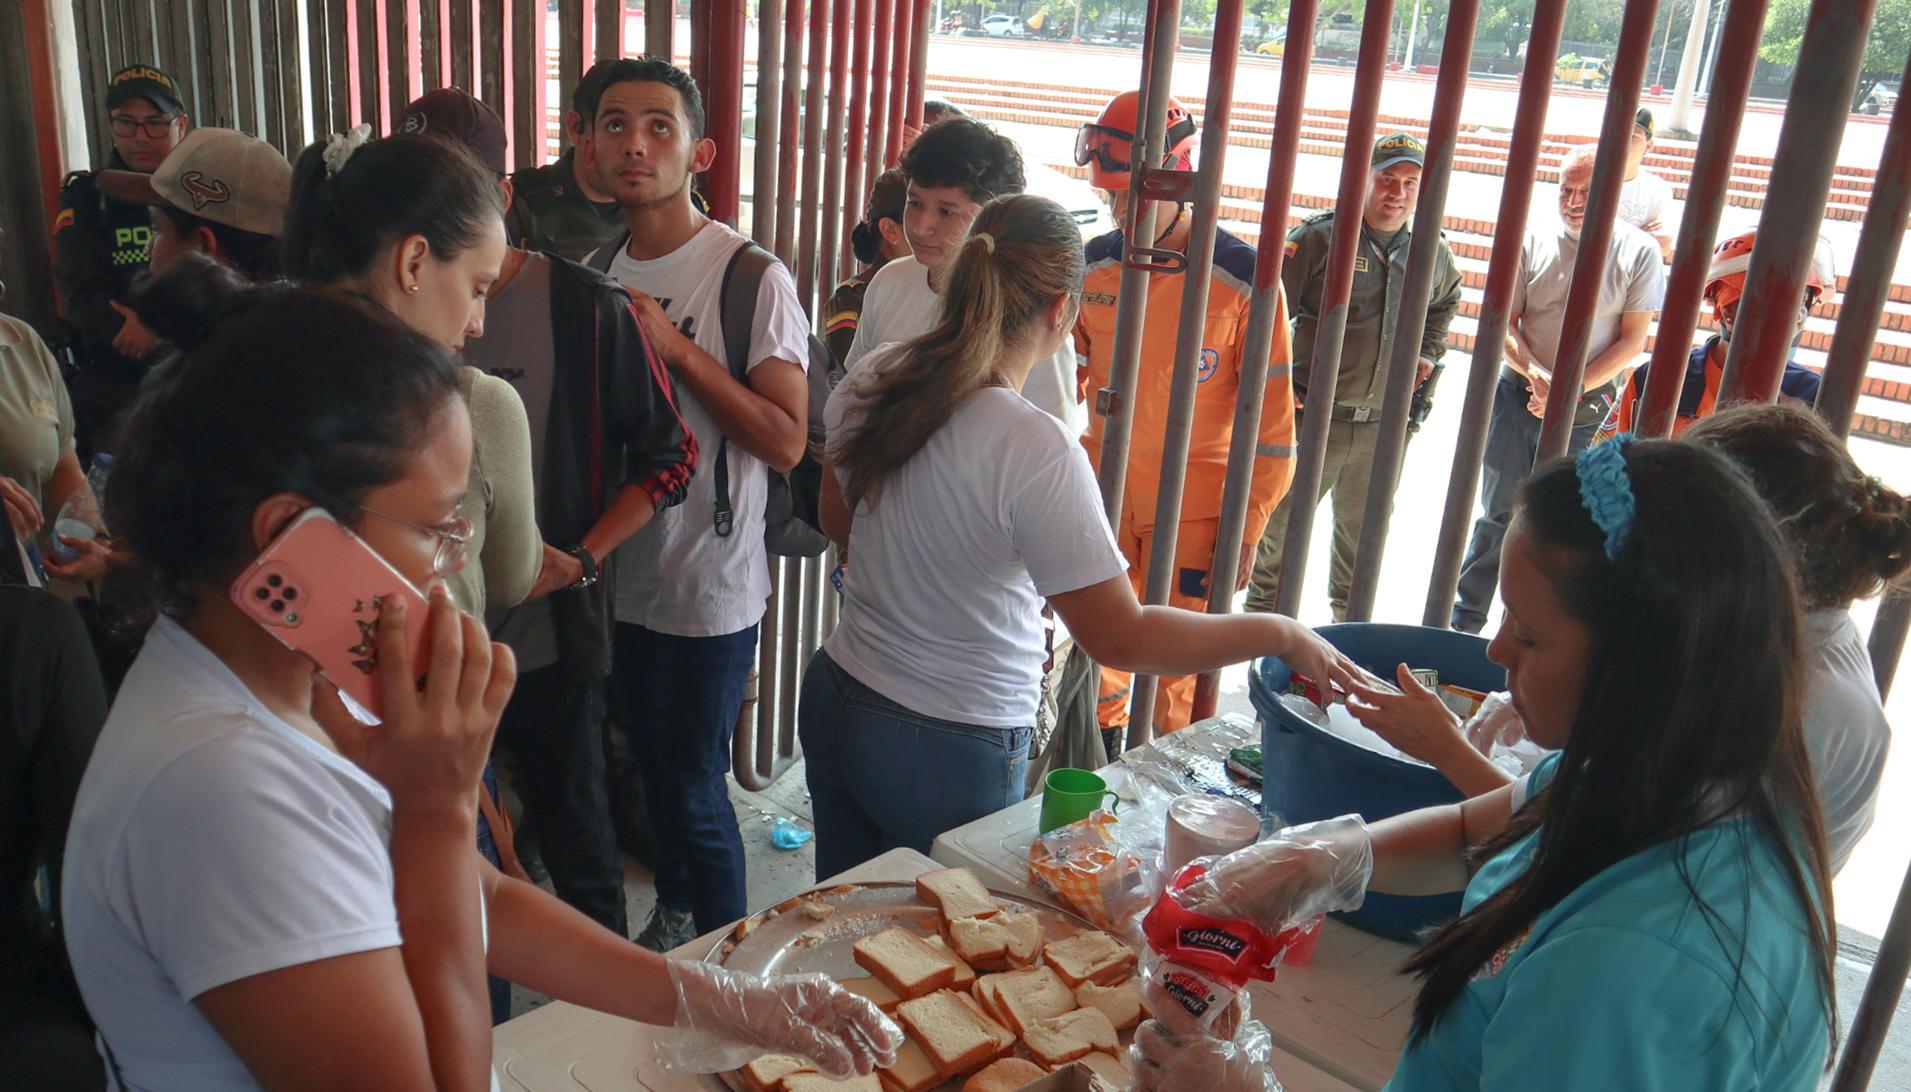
[230,507,432,721]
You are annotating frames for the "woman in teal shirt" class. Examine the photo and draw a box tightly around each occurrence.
[1138,437,1837,1091]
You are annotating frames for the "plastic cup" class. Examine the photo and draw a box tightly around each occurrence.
[1039,767,1120,833]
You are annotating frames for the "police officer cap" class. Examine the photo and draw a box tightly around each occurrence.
[106,64,185,116]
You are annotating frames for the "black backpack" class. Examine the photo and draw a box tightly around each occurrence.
[591,235,833,557]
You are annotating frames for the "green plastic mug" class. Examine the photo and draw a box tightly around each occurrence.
[1039,767,1121,833]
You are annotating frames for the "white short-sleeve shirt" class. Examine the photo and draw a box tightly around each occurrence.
[1618,170,1675,237]
[846,256,1085,435]
[606,220,814,637]
[61,617,499,1091]
[1803,608,1892,873]
[822,343,1126,726]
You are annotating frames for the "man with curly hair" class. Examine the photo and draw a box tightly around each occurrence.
[844,116,1081,429]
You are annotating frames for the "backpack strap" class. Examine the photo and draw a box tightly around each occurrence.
[585,231,629,275]
[711,240,777,539]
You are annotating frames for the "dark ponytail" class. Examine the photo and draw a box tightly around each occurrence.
[1686,401,1911,610]
[851,167,908,267]
[280,132,502,286]
[111,254,463,613]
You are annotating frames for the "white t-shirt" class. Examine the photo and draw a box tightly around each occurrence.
[822,343,1127,726]
[607,220,813,637]
[1802,608,1892,873]
[61,617,498,1091]
[1507,608,1890,877]
[845,256,1085,435]
[1618,170,1675,238]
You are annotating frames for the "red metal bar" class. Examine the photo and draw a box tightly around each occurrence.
[883,0,914,165]
[905,0,928,135]
[22,0,62,219]
[533,0,549,161]
[797,0,831,312]
[1422,0,1567,628]
[1126,0,1248,738]
[775,0,804,261]
[705,0,747,225]
[753,0,784,247]
[646,0,672,57]
[1718,0,1879,405]
[864,0,893,185]
[1636,0,1769,438]
[841,0,873,278]
[819,0,850,291]
[1532,0,1659,462]
[1342,0,1480,623]
[1191,0,1320,717]
[1269,0,1396,618]
[1817,41,1911,437]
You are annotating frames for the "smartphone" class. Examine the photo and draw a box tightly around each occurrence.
[230,507,432,721]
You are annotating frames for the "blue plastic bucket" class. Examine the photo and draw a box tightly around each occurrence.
[1251,623,1506,943]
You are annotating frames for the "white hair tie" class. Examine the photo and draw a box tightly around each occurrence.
[323,124,373,179]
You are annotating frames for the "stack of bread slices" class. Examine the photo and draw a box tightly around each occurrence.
[734,868,1147,1092]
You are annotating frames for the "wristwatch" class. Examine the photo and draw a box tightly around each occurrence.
[563,545,599,589]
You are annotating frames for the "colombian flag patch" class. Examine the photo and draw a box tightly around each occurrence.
[1283,240,1297,258]
[53,209,75,232]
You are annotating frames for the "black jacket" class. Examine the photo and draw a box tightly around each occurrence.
[542,256,698,677]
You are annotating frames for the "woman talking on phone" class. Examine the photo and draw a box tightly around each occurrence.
[804,195,1361,877]
[59,262,900,1090]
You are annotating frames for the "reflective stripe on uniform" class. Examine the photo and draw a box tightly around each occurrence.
[1267,363,1292,380]
[1256,443,1294,458]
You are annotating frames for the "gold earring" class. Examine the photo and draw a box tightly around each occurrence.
[406,284,420,294]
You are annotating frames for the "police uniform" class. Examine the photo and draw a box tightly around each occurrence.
[55,158,158,459]
[505,148,627,263]
[1246,204,1463,620]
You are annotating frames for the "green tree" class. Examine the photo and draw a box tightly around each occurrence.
[1761,0,1911,106]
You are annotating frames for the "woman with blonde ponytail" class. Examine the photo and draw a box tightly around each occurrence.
[803,195,1364,877]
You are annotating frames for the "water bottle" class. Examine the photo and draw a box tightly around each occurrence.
[47,454,112,564]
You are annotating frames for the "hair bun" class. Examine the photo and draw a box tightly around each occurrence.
[131,254,255,350]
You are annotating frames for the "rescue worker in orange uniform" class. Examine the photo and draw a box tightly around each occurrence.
[1602,229,1829,440]
[1072,91,1298,736]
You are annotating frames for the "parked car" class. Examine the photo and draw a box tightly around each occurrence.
[1863,83,1898,115]
[1556,54,1611,88]
[982,14,1025,38]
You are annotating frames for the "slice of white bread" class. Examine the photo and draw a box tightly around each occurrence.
[1000,913,1043,968]
[946,916,1011,969]
[896,989,1016,1076]
[960,1057,1047,1092]
[841,976,903,1014]
[924,934,977,990]
[916,868,1000,922]
[875,1039,942,1092]
[740,1054,812,1092]
[853,927,958,1000]
[1073,978,1144,1031]
[1074,1050,1132,1087]
[782,1072,884,1092]
[975,967,1075,1036]
[1042,931,1138,988]
[1022,1007,1121,1068]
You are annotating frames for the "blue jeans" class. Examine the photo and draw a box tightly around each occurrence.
[799,650,1032,880]
[1453,376,1599,632]
[610,622,756,933]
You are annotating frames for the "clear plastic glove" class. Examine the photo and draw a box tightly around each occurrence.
[1464,691,1525,755]
[1173,814,1373,936]
[1132,1016,1283,1092]
[655,959,904,1078]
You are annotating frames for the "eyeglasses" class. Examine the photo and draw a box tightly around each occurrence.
[110,114,180,139]
[361,506,473,577]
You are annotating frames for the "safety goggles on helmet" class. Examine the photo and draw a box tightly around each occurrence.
[1073,113,1198,175]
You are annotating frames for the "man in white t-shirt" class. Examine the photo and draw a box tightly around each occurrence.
[583,59,813,953]
[1451,143,1665,633]
[1617,108,1675,262]
[844,117,1084,433]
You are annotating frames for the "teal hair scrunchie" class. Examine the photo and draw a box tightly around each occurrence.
[1577,434,1637,561]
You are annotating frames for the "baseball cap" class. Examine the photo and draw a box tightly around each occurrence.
[1634,108,1655,141]
[105,64,185,116]
[95,128,292,236]
[400,88,508,175]
[1372,133,1426,172]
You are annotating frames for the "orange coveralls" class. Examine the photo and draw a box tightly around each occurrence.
[1074,226,1297,733]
